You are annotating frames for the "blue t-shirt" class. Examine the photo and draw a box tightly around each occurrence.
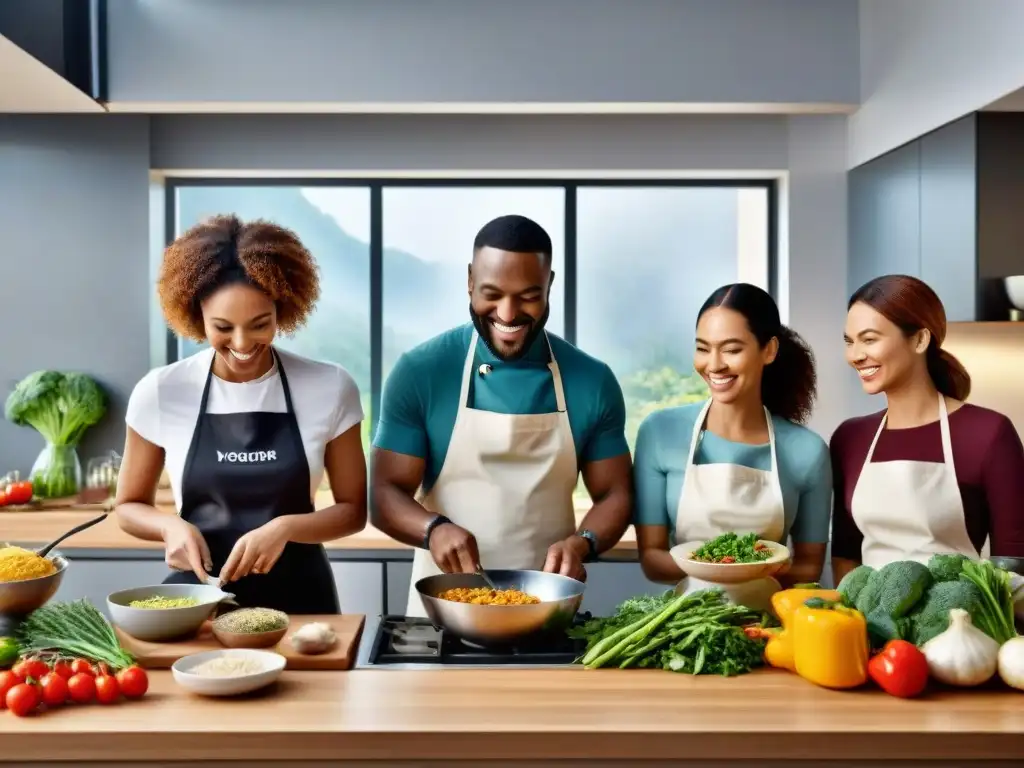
[632,401,832,544]
[373,323,630,492]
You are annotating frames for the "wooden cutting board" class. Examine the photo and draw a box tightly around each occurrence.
[114,614,365,670]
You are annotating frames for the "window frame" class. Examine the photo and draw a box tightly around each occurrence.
[163,177,779,438]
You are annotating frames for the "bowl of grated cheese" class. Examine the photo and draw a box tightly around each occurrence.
[171,649,286,696]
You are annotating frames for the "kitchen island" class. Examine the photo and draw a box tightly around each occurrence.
[2,668,1022,766]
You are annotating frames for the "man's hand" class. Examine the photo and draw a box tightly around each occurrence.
[543,535,589,581]
[428,522,480,573]
[162,516,212,583]
[220,518,291,584]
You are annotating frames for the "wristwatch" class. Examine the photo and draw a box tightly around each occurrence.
[422,514,452,549]
[575,529,599,563]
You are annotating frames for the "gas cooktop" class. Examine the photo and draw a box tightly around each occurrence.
[364,614,591,668]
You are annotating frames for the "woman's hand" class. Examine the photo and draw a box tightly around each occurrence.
[219,518,291,584]
[162,516,212,583]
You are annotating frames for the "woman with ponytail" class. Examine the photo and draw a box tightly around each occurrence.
[633,283,832,611]
[831,275,1024,585]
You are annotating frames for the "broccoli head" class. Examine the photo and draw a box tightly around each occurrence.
[4,370,106,446]
[906,579,985,645]
[837,564,874,606]
[858,560,933,645]
[927,553,970,583]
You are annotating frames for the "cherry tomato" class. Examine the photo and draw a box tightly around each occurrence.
[116,666,149,699]
[70,659,95,676]
[5,683,40,717]
[94,674,120,705]
[39,673,69,707]
[67,673,96,704]
[51,660,74,679]
[0,670,21,708]
[12,659,48,681]
[4,480,33,505]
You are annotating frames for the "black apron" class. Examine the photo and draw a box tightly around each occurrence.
[163,349,340,614]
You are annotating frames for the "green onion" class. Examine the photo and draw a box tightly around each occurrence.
[16,599,135,670]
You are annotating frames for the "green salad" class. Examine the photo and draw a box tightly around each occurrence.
[689,532,774,564]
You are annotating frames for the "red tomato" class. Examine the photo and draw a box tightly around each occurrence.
[5,683,40,717]
[51,660,74,679]
[12,659,48,681]
[868,639,930,698]
[0,670,21,708]
[70,659,95,676]
[4,480,33,505]
[39,673,69,707]
[116,666,149,699]
[94,674,120,705]
[67,673,96,703]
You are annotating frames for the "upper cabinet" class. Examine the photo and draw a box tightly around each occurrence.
[848,113,1024,322]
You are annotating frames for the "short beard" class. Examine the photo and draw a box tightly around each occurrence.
[470,304,549,362]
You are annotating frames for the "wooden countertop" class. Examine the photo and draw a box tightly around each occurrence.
[2,669,1023,763]
[2,508,637,554]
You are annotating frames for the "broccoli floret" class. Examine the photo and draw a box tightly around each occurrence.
[4,370,106,446]
[862,560,933,645]
[854,568,884,615]
[906,580,985,645]
[927,553,970,584]
[837,564,874,606]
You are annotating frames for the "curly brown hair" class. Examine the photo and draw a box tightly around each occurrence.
[158,214,321,341]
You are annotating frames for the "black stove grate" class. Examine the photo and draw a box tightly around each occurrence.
[368,613,592,666]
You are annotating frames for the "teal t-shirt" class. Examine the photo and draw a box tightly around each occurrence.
[632,401,832,544]
[373,323,630,492]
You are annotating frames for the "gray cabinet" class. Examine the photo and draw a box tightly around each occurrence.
[849,113,1024,321]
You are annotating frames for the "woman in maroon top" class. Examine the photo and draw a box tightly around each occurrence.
[831,275,1024,585]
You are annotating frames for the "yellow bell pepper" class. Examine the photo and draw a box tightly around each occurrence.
[763,628,795,672]
[770,587,841,625]
[791,599,869,689]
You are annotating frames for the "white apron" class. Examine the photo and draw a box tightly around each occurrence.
[405,331,579,618]
[671,398,784,613]
[850,394,1024,619]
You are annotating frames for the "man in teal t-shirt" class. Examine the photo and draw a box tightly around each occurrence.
[370,214,633,617]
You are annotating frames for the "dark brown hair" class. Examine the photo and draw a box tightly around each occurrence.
[848,274,971,400]
[158,214,321,341]
[698,283,817,424]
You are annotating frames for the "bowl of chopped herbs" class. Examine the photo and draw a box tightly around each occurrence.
[670,532,790,584]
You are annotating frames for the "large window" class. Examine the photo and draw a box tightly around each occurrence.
[164,181,776,488]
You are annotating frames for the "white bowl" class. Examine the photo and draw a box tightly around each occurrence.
[107,584,235,642]
[669,539,790,584]
[1005,276,1024,311]
[172,649,286,697]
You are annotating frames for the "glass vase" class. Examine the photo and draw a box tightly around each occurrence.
[30,443,83,499]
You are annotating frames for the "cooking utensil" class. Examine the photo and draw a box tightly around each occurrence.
[415,569,585,646]
[0,552,68,616]
[36,513,107,558]
[475,565,499,591]
[669,539,790,584]
[107,584,236,642]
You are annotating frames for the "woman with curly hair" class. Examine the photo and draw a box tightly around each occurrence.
[114,214,366,614]
[632,283,831,611]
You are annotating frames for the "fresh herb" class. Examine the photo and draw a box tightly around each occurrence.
[689,532,773,564]
[567,589,770,676]
[16,599,135,670]
[958,559,1017,644]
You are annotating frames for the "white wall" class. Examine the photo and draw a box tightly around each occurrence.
[850,0,1024,168]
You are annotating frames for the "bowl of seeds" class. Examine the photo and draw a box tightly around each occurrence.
[212,607,290,648]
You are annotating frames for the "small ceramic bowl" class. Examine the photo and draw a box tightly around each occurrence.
[107,584,235,642]
[172,649,285,697]
[212,624,288,649]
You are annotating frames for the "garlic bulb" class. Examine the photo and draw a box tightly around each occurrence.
[921,608,999,687]
[997,635,1024,691]
[289,621,337,655]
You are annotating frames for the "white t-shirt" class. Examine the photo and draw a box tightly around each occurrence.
[125,347,364,511]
